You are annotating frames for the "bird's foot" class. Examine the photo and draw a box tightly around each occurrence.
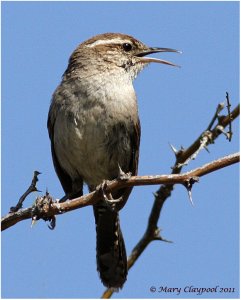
[117,164,131,180]
[97,180,122,211]
[97,180,109,201]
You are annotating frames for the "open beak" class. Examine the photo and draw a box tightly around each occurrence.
[136,47,181,67]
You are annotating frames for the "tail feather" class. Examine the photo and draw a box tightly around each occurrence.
[93,203,127,288]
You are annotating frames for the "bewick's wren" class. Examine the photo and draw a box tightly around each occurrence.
[48,33,179,288]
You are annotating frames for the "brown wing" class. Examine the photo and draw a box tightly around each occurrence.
[47,105,83,199]
[115,117,141,211]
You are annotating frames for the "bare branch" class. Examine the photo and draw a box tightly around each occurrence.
[1,207,33,231]
[101,101,239,298]
[176,103,239,169]
[1,153,239,232]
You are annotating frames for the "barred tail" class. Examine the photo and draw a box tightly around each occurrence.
[93,203,127,289]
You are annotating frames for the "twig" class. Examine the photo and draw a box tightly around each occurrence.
[226,92,233,141]
[174,103,239,169]
[206,102,225,131]
[176,133,210,168]
[9,171,41,213]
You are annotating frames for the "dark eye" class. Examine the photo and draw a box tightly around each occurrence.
[122,43,132,52]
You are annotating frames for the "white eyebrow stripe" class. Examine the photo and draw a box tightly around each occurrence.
[86,38,130,48]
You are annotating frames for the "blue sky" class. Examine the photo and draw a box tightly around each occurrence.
[2,1,239,299]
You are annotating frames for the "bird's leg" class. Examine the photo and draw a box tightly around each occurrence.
[59,186,83,203]
[59,195,68,203]
[97,180,123,211]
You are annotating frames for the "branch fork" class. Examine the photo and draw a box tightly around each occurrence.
[31,192,56,230]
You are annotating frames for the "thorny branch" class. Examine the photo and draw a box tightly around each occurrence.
[176,93,238,169]
[1,153,239,232]
[1,96,239,298]
[101,98,239,298]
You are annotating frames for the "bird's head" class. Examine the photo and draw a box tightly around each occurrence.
[65,33,181,80]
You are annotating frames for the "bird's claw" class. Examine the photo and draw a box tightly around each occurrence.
[105,196,123,212]
[97,180,123,211]
[117,164,131,180]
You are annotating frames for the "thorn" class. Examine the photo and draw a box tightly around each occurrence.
[183,177,199,206]
[157,236,173,243]
[154,236,173,243]
[47,216,56,230]
[169,142,179,156]
[187,189,194,206]
[34,170,42,175]
[204,145,210,153]
[217,125,230,139]
[176,161,188,169]
[153,192,159,198]
[153,228,173,243]
[31,216,38,228]
[226,131,233,142]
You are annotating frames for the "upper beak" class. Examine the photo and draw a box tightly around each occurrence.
[136,47,181,67]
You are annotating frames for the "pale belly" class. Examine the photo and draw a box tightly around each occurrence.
[53,104,133,191]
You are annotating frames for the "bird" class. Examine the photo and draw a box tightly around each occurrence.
[47,32,179,289]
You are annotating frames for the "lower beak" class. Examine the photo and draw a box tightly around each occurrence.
[136,47,181,67]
